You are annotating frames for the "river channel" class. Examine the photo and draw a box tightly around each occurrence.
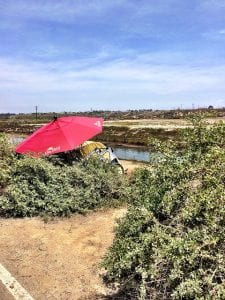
[10,136,150,162]
[111,146,149,162]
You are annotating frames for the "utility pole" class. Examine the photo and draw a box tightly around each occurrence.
[35,106,38,120]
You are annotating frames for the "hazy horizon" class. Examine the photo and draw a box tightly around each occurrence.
[1,106,223,115]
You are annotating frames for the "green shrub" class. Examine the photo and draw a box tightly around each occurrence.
[0,134,15,189]
[0,139,129,217]
[103,117,225,299]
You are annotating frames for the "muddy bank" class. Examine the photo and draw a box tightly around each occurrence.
[95,126,178,146]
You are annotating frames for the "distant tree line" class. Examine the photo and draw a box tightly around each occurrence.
[1,107,225,120]
[0,113,16,119]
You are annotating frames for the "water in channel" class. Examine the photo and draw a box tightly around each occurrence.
[10,136,150,162]
[112,146,149,162]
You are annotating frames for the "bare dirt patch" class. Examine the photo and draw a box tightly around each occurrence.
[0,283,14,300]
[120,159,147,174]
[0,208,126,300]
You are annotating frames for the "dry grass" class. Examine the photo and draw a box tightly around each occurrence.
[104,117,225,130]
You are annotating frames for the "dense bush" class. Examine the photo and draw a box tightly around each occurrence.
[0,136,129,217]
[0,134,16,189]
[103,117,225,299]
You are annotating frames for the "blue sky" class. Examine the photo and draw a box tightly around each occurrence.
[0,0,225,113]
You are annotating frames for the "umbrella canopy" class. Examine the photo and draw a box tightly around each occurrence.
[16,116,104,156]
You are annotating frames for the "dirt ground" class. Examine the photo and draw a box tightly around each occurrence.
[120,159,147,174]
[0,208,126,300]
[0,283,14,300]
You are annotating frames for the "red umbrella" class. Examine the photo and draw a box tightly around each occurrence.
[16,116,104,156]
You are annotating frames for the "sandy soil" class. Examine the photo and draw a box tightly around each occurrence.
[120,159,147,174]
[0,208,126,300]
[0,283,14,300]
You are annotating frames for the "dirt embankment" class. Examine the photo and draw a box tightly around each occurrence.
[120,159,147,174]
[0,208,126,300]
[96,125,178,146]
